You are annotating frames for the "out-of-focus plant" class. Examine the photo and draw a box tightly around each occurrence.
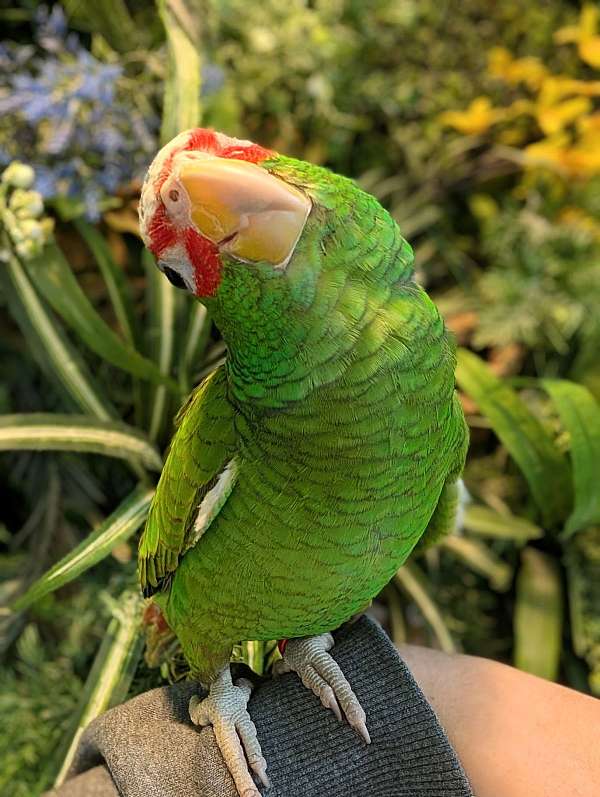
[0,5,160,220]
[467,198,600,367]
[2,1,599,794]
[455,351,600,689]
[202,0,575,276]
[441,4,600,179]
[439,4,600,376]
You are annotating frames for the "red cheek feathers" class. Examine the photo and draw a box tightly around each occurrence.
[147,127,274,297]
[147,204,177,258]
[147,204,221,296]
[184,227,221,296]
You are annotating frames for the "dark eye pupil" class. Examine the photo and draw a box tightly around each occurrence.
[163,266,187,289]
[169,189,179,202]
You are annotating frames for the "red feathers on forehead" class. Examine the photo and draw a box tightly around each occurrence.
[155,128,273,194]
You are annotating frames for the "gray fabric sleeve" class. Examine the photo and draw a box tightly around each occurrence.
[46,616,473,797]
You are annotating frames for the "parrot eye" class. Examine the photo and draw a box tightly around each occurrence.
[163,266,187,290]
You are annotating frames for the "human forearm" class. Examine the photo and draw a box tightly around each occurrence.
[399,644,600,797]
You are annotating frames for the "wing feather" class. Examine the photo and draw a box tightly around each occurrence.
[138,365,236,597]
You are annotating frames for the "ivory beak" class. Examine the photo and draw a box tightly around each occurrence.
[178,157,311,267]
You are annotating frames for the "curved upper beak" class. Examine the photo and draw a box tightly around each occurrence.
[177,157,311,268]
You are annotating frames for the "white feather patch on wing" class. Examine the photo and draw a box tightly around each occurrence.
[455,478,471,533]
[186,458,238,551]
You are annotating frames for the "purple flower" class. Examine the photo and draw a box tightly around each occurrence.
[1,4,160,220]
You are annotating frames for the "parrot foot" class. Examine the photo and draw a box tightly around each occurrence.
[189,667,269,797]
[274,632,371,744]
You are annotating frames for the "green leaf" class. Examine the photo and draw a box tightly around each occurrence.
[463,504,543,543]
[242,641,266,676]
[53,591,144,787]
[0,414,162,471]
[143,250,180,442]
[395,561,456,652]
[542,379,600,538]
[1,253,115,420]
[74,219,138,347]
[12,486,153,612]
[178,302,210,393]
[442,535,513,591]
[383,584,407,646]
[61,0,139,52]
[456,348,571,525]
[564,526,600,695]
[158,0,203,144]
[24,243,178,391]
[514,547,563,681]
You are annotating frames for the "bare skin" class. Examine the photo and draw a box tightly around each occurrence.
[399,644,600,797]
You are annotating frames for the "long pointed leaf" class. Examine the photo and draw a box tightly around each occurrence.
[0,414,162,471]
[442,535,513,591]
[383,584,407,646]
[178,302,210,393]
[143,250,179,442]
[395,562,455,652]
[456,348,571,525]
[12,486,153,612]
[542,379,600,538]
[62,0,139,52]
[564,526,600,695]
[1,254,114,420]
[74,219,138,347]
[514,547,563,681]
[25,243,178,391]
[463,504,543,543]
[53,591,144,787]
[158,0,203,144]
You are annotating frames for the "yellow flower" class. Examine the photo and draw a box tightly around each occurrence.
[579,36,600,69]
[555,4,600,68]
[537,96,592,136]
[577,112,600,134]
[524,135,572,173]
[488,47,547,89]
[566,147,600,176]
[525,134,600,178]
[439,97,501,135]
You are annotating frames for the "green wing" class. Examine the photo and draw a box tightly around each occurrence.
[139,366,237,597]
[414,393,469,553]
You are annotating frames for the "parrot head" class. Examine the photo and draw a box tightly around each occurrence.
[139,127,414,403]
[138,128,313,298]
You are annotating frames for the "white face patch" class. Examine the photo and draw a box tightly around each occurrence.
[156,243,197,292]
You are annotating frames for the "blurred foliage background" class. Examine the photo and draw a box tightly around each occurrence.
[1,1,599,794]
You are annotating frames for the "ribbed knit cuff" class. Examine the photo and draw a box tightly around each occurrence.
[52,615,473,797]
[254,615,473,796]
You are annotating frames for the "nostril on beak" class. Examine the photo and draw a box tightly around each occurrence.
[163,266,188,290]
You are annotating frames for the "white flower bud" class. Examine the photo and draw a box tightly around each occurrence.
[19,219,45,242]
[2,162,35,189]
[10,189,45,219]
[16,238,40,260]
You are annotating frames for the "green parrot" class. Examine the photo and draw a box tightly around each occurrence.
[137,127,468,796]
